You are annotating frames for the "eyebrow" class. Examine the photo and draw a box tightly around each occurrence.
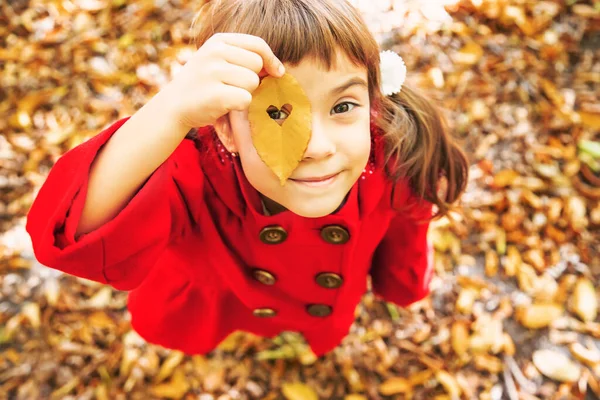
[329,77,368,96]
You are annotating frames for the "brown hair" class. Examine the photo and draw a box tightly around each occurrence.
[189,0,469,219]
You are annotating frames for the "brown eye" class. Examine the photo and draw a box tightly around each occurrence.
[267,105,291,120]
[332,102,357,115]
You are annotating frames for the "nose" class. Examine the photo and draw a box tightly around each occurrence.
[303,120,336,160]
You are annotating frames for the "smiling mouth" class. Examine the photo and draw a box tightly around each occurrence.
[289,172,341,187]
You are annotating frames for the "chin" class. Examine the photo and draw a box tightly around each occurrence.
[287,199,342,218]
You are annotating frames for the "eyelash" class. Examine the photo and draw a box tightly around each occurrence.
[331,101,359,115]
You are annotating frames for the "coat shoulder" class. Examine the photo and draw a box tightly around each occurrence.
[390,177,434,221]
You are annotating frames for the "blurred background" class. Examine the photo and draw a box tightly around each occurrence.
[1,0,599,399]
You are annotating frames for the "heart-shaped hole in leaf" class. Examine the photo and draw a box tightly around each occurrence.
[266,104,293,126]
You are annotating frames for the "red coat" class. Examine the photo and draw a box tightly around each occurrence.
[26,116,434,356]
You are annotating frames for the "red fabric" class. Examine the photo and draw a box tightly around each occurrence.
[26,117,434,356]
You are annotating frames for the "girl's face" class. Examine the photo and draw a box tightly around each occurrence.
[223,50,371,218]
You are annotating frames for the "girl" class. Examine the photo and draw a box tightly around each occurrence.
[26,0,468,357]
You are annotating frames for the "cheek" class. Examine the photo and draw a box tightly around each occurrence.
[341,124,372,167]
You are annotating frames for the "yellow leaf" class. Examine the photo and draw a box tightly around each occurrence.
[21,302,40,329]
[570,342,600,366]
[533,349,580,383]
[572,278,598,322]
[379,377,412,395]
[436,370,462,398]
[154,351,185,384]
[456,288,478,315]
[408,369,434,386]
[502,333,516,356]
[493,169,519,188]
[451,321,470,356]
[149,369,190,399]
[344,396,367,400]
[518,303,563,329]
[485,249,499,277]
[248,73,312,185]
[579,111,600,130]
[504,246,521,277]
[454,42,483,65]
[281,382,318,400]
[474,354,503,374]
[87,287,113,308]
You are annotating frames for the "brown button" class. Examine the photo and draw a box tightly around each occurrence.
[253,308,277,318]
[320,225,350,244]
[306,304,332,317]
[259,226,288,244]
[315,272,343,288]
[252,269,276,285]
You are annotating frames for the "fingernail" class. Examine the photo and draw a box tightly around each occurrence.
[278,64,285,75]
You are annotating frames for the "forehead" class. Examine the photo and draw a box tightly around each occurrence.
[284,48,368,89]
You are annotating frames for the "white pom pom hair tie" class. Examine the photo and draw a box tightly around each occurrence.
[379,50,407,96]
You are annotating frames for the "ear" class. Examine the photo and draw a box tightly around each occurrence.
[213,114,238,153]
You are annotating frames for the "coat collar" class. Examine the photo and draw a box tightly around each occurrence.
[196,124,390,222]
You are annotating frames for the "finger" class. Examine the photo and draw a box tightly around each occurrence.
[220,43,264,75]
[215,33,284,77]
[218,63,260,93]
[219,84,252,111]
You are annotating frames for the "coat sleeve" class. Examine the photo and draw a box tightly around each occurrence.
[25,117,203,291]
[370,179,435,307]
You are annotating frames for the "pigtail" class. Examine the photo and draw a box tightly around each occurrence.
[375,84,469,220]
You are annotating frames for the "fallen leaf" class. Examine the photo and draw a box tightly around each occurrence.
[248,73,312,185]
[149,369,190,399]
[436,370,462,398]
[451,321,470,356]
[518,303,564,329]
[154,351,185,384]
[281,382,318,400]
[533,349,581,382]
[571,278,598,322]
[379,377,412,395]
[569,342,600,366]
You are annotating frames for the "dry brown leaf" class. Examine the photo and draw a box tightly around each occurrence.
[533,349,581,383]
[579,111,600,130]
[569,342,600,366]
[436,370,462,398]
[344,395,367,400]
[474,354,503,374]
[408,369,434,387]
[571,278,598,323]
[493,169,520,188]
[248,73,312,185]
[454,41,483,65]
[149,369,190,399]
[456,288,478,314]
[485,249,499,277]
[21,302,40,329]
[379,377,412,395]
[154,351,185,384]
[503,333,516,356]
[281,382,319,400]
[451,321,470,356]
[565,196,589,231]
[504,245,521,277]
[517,303,564,329]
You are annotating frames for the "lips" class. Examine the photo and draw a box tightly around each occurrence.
[290,172,340,182]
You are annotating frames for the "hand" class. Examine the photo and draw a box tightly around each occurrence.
[159,33,285,129]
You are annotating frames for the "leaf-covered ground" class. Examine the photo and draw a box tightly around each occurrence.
[1,0,600,399]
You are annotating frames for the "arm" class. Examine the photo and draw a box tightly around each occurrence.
[26,99,203,291]
[77,89,190,236]
[370,180,435,307]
